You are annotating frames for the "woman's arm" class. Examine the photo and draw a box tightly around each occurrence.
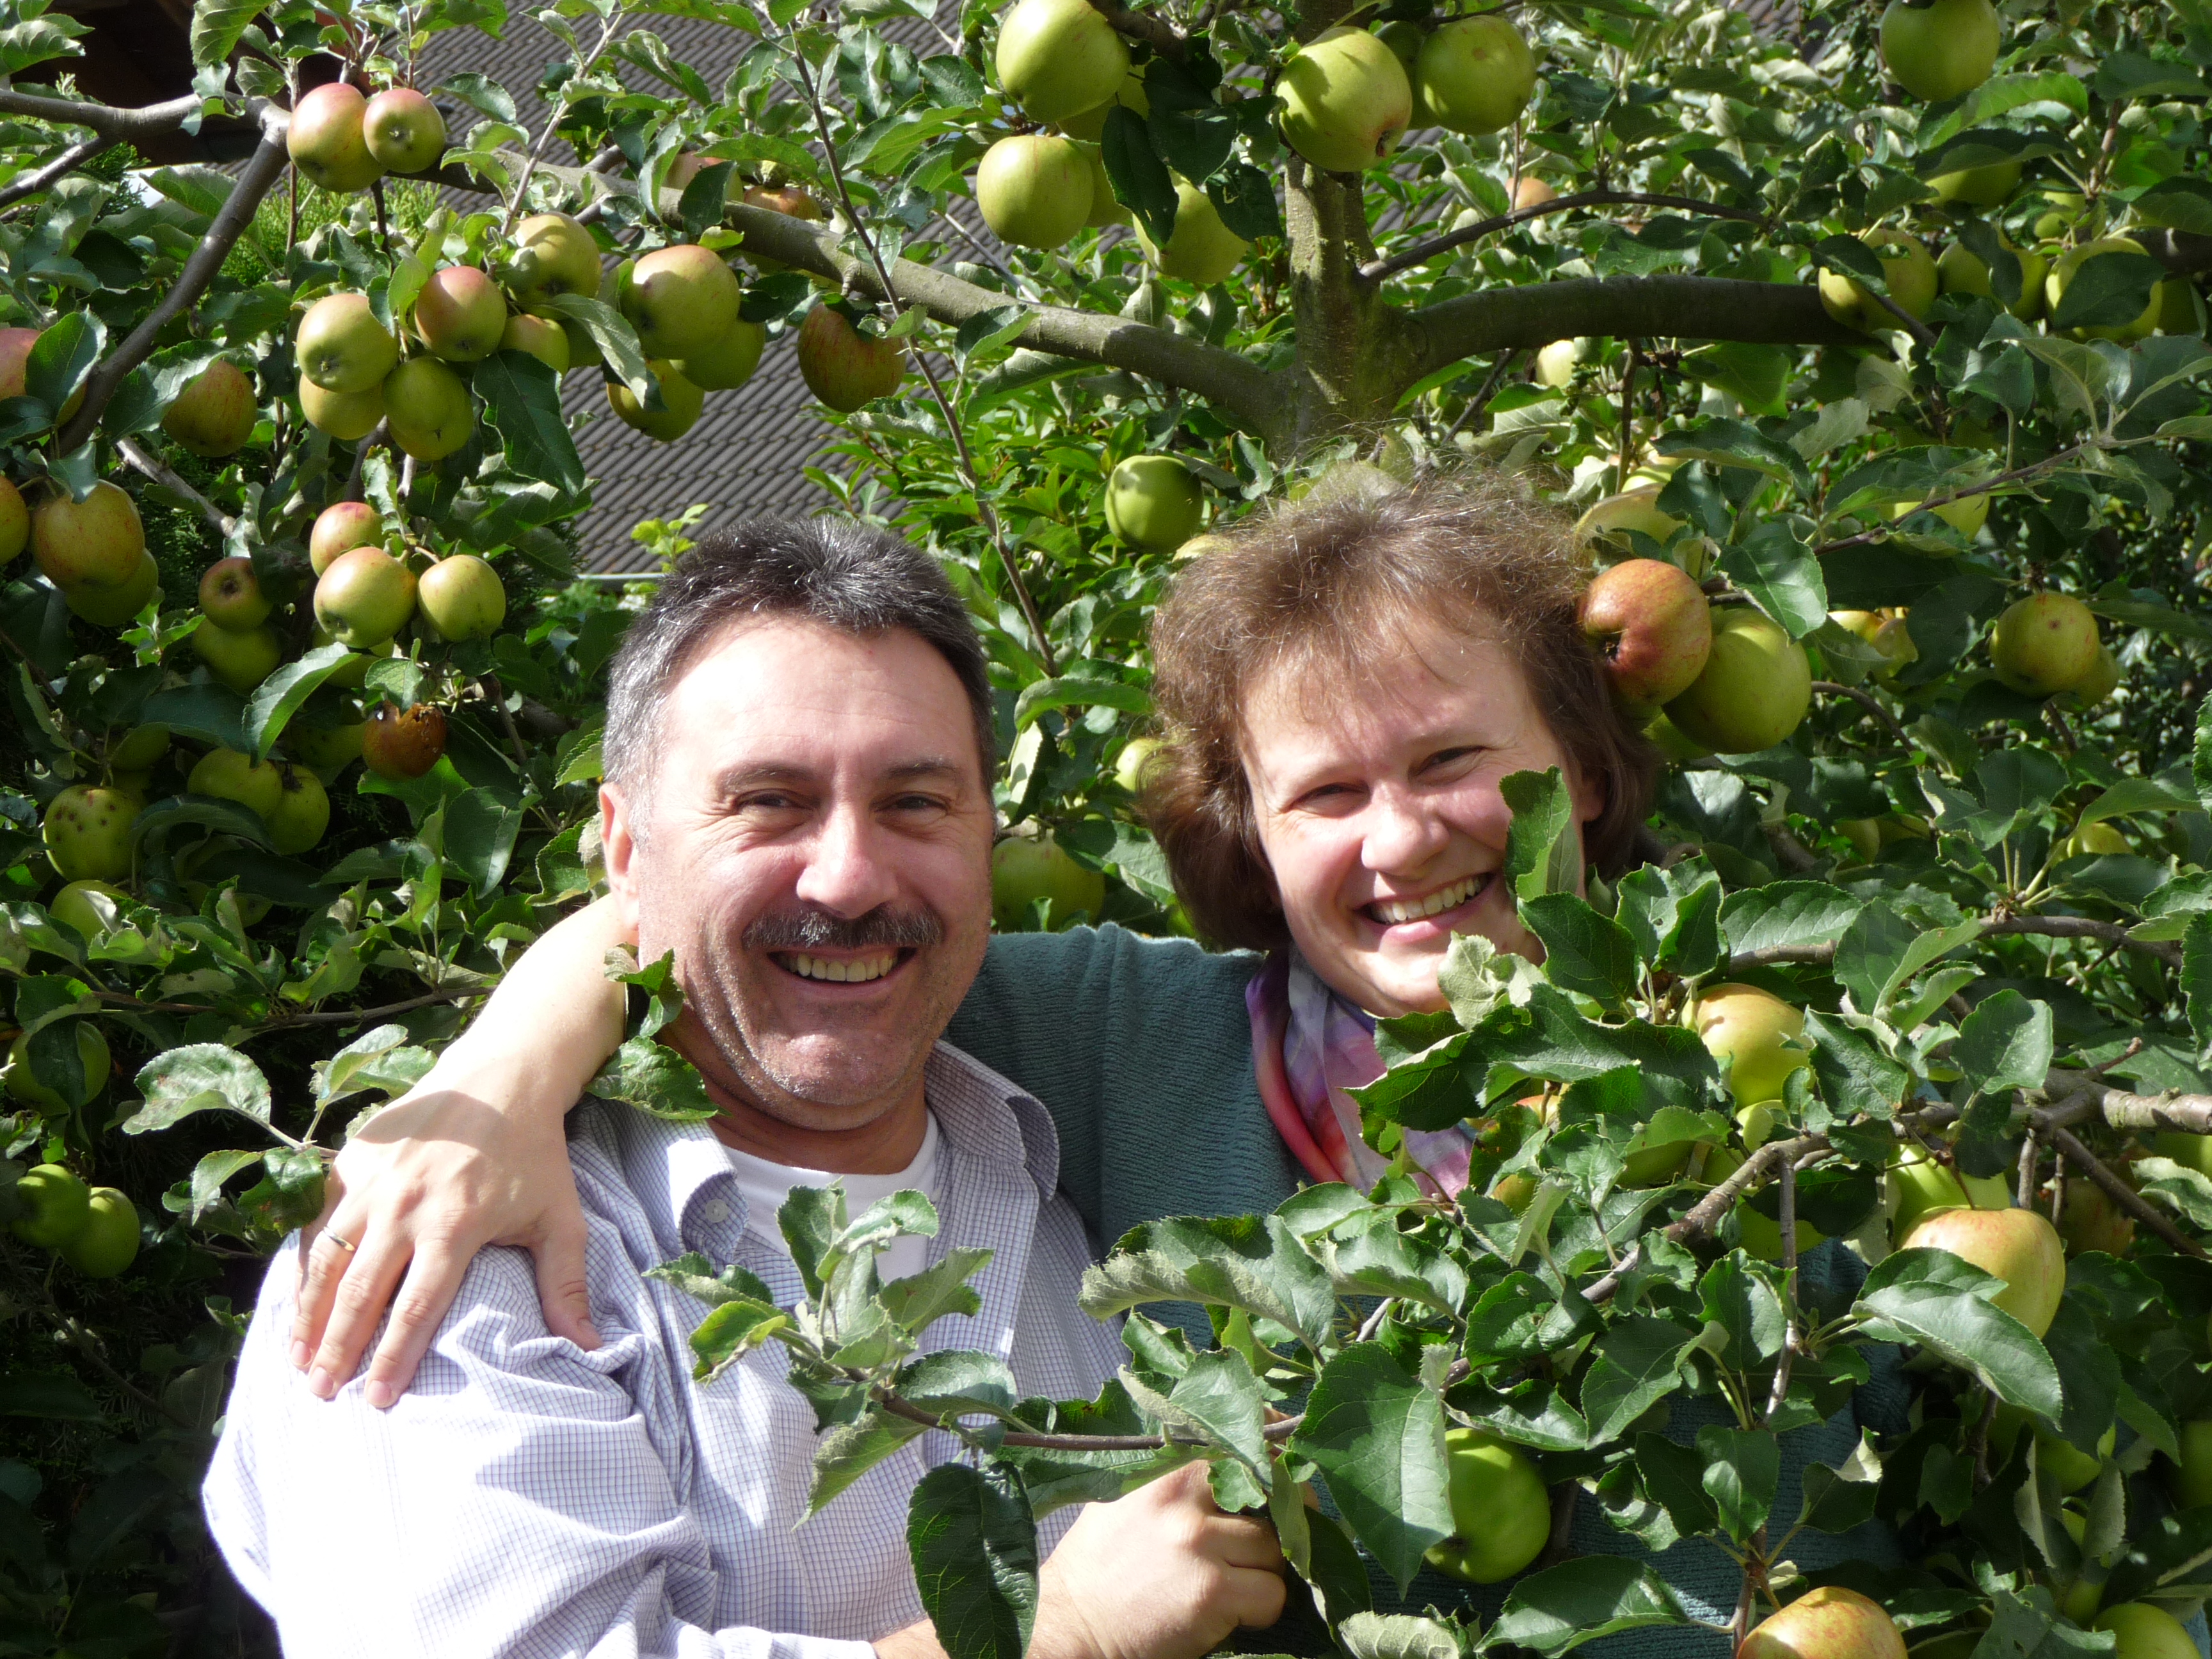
[289,894,633,1407]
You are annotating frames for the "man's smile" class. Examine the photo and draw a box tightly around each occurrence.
[769,947,916,986]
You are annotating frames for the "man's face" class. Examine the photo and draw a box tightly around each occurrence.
[602,617,995,1142]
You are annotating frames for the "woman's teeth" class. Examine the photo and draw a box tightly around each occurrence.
[1371,875,1482,926]
[782,952,897,983]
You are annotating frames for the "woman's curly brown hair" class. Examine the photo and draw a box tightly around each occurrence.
[1144,470,1658,952]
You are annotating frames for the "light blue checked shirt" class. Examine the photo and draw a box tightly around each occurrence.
[204,1044,1130,1659]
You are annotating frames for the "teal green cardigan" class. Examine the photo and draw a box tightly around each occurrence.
[945,924,1902,1655]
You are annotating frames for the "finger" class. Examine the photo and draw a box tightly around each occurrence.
[1203,1514,1287,1571]
[1221,1566,1288,1631]
[289,1190,362,1369]
[305,1232,412,1400]
[527,1200,599,1352]
[359,1235,473,1409]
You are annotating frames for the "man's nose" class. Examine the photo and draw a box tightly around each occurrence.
[1360,786,1450,874]
[792,803,901,917]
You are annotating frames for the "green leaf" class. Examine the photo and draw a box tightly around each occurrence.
[1721,881,1864,960]
[1502,767,1578,902]
[26,312,102,415]
[1286,1342,1453,1592]
[1520,894,1640,1010]
[1953,990,2054,1096]
[1486,1557,1687,1656]
[1852,1249,2063,1417]
[879,1247,993,1333]
[1832,902,1982,1015]
[907,1464,1039,1659]
[1802,1010,1912,1119]
[1632,1432,1719,1537]
[445,789,524,897]
[312,1023,411,1105]
[436,70,517,123]
[2186,913,2212,1059]
[646,1252,778,1308]
[1012,674,1151,730]
[2049,250,2167,335]
[1614,861,1724,975]
[189,0,263,68]
[1795,1458,1881,1534]
[687,1299,792,1379]
[538,294,652,403]
[894,1351,1018,1420]
[1080,1214,1337,1351]
[1678,341,1791,416]
[1579,1317,1697,1444]
[1698,1253,1786,1369]
[587,1037,717,1123]
[1696,1425,1778,1543]
[1336,1613,1463,1659]
[476,350,586,491]
[1717,522,1827,639]
[806,1409,927,1515]
[125,1044,271,1134]
[188,1147,264,1221]
[1100,105,1178,245]
[244,643,351,762]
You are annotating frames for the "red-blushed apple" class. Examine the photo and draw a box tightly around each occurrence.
[0,326,36,397]
[360,86,445,173]
[674,317,765,392]
[309,501,382,575]
[976,134,1093,251]
[412,265,507,362]
[1991,592,2100,696]
[294,293,399,392]
[197,556,273,631]
[382,357,476,461]
[1104,455,1205,552]
[191,620,283,693]
[1579,558,1713,709]
[504,212,603,307]
[607,360,707,441]
[995,0,1130,124]
[0,476,26,563]
[796,307,906,412]
[315,545,417,647]
[287,82,385,193]
[41,785,136,882]
[33,480,145,591]
[363,701,448,780]
[734,182,830,272]
[1740,1587,1905,1659]
[1902,1205,2067,1337]
[417,554,505,641]
[65,554,159,628]
[1513,175,1556,210]
[298,377,384,441]
[499,313,570,374]
[1662,607,1812,754]
[621,243,742,359]
[266,764,331,855]
[1279,27,1411,173]
[187,747,285,821]
[161,360,257,457]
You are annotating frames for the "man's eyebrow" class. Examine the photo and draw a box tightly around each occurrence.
[883,757,966,784]
[709,757,968,792]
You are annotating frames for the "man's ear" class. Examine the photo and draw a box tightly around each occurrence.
[600,782,644,933]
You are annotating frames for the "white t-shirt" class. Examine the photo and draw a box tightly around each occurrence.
[722,1113,943,1285]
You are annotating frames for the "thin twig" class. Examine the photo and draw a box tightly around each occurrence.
[1362,189,1767,284]
[2016,1128,2039,1211]
[1442,349,1520,442]
[0,132,119,211]
[2050,1123,2206,1259]
[1812,679,1913,749]
[118,437,236,538]
[1811,442,2096,559]
[1086,0,1187,60]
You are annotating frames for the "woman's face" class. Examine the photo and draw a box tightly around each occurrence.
[1240,614,1599,1019]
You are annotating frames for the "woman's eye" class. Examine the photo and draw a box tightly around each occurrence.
[1421,747,1482,776]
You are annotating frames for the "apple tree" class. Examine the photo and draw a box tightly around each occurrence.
[4,0,2212,1651]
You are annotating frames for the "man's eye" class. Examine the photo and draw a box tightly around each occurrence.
[888,794,949,815]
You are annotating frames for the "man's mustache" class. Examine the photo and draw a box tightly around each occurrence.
[742,904,944,952]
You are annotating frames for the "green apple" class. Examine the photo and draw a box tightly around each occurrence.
[1890,1146,2010,1237]
[1114,737,1162,794]
[1832,609,1918,675]
[197,556,273,631]
[622,243,742,360]
[795,309,905,413]
[1662,607,1812,755]
[976,134,1093,251]
[1937,234,2048,319]
[1279,27,1413,174]
[6,1024,109,1112]
[1057,68,1148,141]
[1990,592,2100,696]
[996,0,1130,124]
[991,831,1105,929]
[188,747,284,821]
[191,620,282,693]
[1580,559,1712,710]
[1818,228,1939,330]
[1888,488,1989,538]
[383,357,476,461]
[360,86,445,173]
[2154,1131,2212,1179]
[1643,709,1711,761]
[1902,1205,2066,1336]
[674,318,767,392]
[65,553,160,628]
[417,553,506,641]
[0,475,26,562]
[1080,142,1129,228]
[1134,180,1249,285]
[1104,455,1205,552]
[504,213,603,307]
[1741,1587,1905,1659]
[1693,984,1808,1106]
[1534,339,1581,389]
[362,701,448,781]
[2060,820,2130,859]
[2157,278,2204,337]
[298,376,385,441]
[295,293,399,393]
[315,545,417,648]
[266,764,330,856]
[2171,1420,2212,1509]
[1879,0,2001,102]
[499,312,572,375]
[161,359,257,458]
[50,879,128,940]
[289,718,365,771]
[2095,1604,2199,1659]
[1413,15,1536,136]
[1838,817,1882,861]
[1575,488,1685,557]
[2046,237,2163,342]
[42,786,136,882]
[1990,1402,2113,1493]
[2054,1173,2135,1258]
[108,723,170,773]
[286,82,383,193]
[8,1163,90,1247]
[309,501,382,574]
[60,1187,138,1278]
[32,479,144,591]
[1422,1428,1549,1583]
[413,264,508,363]
[1930,159,2020,207]
[1373,20,1424,66]
[608,359,708,440]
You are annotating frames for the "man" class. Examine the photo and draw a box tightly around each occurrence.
[204,519,1287,1657]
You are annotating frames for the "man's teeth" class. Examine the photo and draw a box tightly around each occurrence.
[1373,876,1482,926]
[784,952,897,983]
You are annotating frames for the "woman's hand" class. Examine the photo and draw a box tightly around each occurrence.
[290,1052,597,1407]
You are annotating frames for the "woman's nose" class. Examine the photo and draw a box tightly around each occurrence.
[1359,787,1451,873]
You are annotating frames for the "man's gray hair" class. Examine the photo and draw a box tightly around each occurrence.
[602,517,997,805]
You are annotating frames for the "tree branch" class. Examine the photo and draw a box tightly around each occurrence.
[1813,679,1914,749]
[1087,0,1187,60]
[0,88,203,139]
[118,437,236,538]
[0,132,118,211]
[2049,1122,2206,1260]
[1362,189,1767,284]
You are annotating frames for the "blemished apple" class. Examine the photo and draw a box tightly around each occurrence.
[1938,234,2048,319]
[266,764,331,856]
[363,702,449,780]
[1930,158,2020,206]
[1575,487,1685,557]
[8,1164,91,1247]
[60,1187,138,1279]
[796,308,906,413]
[315,545,417,647]
[1740,1587,1905,1659]
[1423,1428,1549,1583]
[1104,455,1205,552]
[607,360,707,440]
[1579,559,1712,710]
[42,785,136,881]
[976,134,1093,251]
[309,501,383,574]
[6,1024,110,1112]
[991,831,1105,929]
[1990,592,2100,696]
[2094,1604,2199,1659]
[995,0,1130,124]
[1134,180,1249,285]
[621,243,742,360]
[675,317,767,392]
[0,476,26,562]
[1819,228,1939,330]
[1693,984,1808,1106]
[188,747,285,821]
[1879,0,2001,102]
[504,212,603,306]
[160,359,257,457]
[360,86,445,173]
[1413,15,1536,136]
[197,556,273,631]
[287,82,384,193]
[2046,237,2163,342]
[1902,1205,2067,1337]
[294,293,399,393]
[499,313,571,375]
[417,554,506,641]
[298,376,385,441]
[1662,607,1812,755]
[413,264,508,362]
[191,621,283,693]
[1279,27,1413,173]
[382,357,476,461]
[33,480,145,591]
[64,553,160,628]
